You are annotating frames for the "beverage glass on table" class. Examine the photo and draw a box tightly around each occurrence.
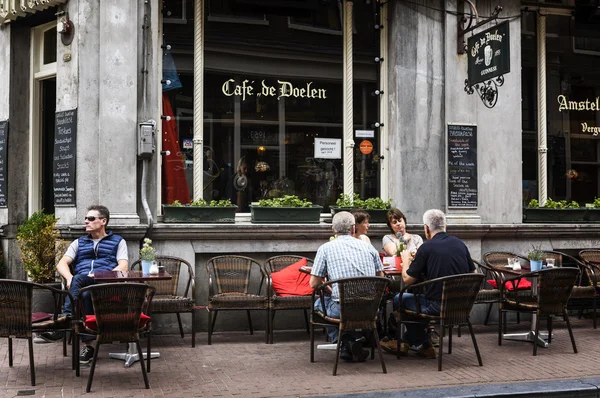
[545,258,555,268]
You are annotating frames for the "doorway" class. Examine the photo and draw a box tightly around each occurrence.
[40,77,56,214]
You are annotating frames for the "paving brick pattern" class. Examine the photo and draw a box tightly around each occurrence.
[1,317,599,397]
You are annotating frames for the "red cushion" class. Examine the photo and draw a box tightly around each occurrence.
[271,258,314,297]
[84,313,150,330]
[487,279,532,290]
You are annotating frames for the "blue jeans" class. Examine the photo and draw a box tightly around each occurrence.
[64,274,96,316]
[314,297,341,343]
[393,293,440,347]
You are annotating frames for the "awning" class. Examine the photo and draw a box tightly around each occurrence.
[0,0,67,23]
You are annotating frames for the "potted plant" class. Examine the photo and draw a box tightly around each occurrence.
[139,238,156,274]
[16,210,68,312]
[330,193,392,223]
[163,198,237,223]
[523,197,600,223]
[250,195,323,224]
[528,244,544,272]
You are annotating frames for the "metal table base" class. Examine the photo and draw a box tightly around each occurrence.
[502,331,550,348]
[109,343,160,368]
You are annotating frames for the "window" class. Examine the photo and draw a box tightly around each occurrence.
[161,0,381,213]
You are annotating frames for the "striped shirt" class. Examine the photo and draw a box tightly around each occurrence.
[311,235,384,301]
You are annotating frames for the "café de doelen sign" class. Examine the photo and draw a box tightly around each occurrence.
[467,21,510,86]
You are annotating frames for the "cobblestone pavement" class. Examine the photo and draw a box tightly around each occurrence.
[1,317,599,397]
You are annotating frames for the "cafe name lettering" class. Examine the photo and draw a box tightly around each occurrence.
[557,95,600,112]
[221,79,327,101]
[470,30,504,76]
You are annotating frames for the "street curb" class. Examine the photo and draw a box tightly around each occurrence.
[315,377,600,398]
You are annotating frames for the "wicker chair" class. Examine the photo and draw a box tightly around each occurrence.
[131,256,196,347]
[394,273,484,371]
[0,279,74,386]
[74,283,155,392]
[309,276,389,376]
[264,255,314,344]
[473,259,502,326]
[206,255,268,345]
[499,267,579,356]
[484,251,534,325]
[543,251,596,328]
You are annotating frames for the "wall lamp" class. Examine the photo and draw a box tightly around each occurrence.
[372,122,384,128]
[374,24,384,30]
[161,115,171,121]
[57,14,74,45]
[371,89,384,96]
[374,56,384,63]
[161,44,172,50]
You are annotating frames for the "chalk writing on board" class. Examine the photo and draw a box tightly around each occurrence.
[53,109,77,206]
[448,124,477,208]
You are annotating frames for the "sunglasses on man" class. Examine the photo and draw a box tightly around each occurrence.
[84,216,105,222]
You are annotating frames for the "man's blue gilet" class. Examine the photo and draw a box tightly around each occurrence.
[73,232,123,275]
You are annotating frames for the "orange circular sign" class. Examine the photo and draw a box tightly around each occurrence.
[359,140,373,155]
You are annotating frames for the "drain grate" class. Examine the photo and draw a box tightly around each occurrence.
[16,391,36,396]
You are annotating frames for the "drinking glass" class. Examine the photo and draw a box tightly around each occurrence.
[546,258,555,268]
[511,258,521,271]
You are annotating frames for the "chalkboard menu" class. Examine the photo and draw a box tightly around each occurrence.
[0,120,7,207]
[53,109,77,206]
[448,124,477,208]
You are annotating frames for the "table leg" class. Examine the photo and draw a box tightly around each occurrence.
[109,343,161,368]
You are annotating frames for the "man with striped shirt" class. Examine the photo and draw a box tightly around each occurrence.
[310,211,384,361]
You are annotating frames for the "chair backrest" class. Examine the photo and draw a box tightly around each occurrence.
[439,273,485,325]
[543,250,590,286]
[484,251,529,269]
[337,277,389,330]
[537,267,579,316]
[264,255,314,274]
[0,279,33,338]
[579,250,600,266]
[472,259,498,289]
[81,283,155,343]
[131,256,194,296]
[206,255,265,294]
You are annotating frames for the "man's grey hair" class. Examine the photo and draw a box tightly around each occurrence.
[423,209,446,232]
[332,211,355,234]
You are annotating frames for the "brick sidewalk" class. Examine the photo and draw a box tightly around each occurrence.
[1,317,599,397]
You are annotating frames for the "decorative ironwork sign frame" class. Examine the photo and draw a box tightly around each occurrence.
[458,1,509,108]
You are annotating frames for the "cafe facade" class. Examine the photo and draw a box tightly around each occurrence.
[0,0,599,331]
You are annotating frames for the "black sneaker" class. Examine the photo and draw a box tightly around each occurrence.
[339,344,353,361]
[35,331,64,343]
[350,338,369,362]
[79,346,95,364]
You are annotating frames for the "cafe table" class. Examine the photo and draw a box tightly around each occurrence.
[488,264,549,348]
[93,270,173,367]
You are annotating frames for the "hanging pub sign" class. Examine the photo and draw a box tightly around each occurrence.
[467,21,510,86]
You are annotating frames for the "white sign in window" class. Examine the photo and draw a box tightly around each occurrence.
[355,129,374,138]
[314,138,341,159]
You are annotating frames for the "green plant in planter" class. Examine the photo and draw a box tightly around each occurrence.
[528,243,544,262]
[527,199,539,208]
[258,195,312,207]
[170,200,183,207]
[16,210,68,283]
[335,193,391,210]
[594,197,600,209]
[567,200,580,209]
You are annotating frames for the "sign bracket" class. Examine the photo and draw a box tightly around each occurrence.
[457,0,503,55]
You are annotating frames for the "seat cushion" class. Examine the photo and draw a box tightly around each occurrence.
[487,279,532,290]
[151,295,195,312]
[570,285,596,299]
[209,293,268,309]
[84,313,150,331]
[271,257,314,297]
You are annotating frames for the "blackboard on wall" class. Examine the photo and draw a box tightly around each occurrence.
[53,109,77,206]
[0,120,7,207]
[448,124,477,208]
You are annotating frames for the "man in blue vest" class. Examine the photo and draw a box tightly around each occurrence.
[36,205,128,364]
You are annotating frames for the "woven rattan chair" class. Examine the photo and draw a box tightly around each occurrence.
[131,256,196,346]
[473,259,502,326]
[310,276,389,376]
[394,273,484,371]
[499,267,579,356]
[0,279,74,386]
[264,255,314,344]
[74,283,155,392]
[543,251,596,328]
[206,255,268,345]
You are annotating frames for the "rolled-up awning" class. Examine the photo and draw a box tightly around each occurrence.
[0,0,67,23]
